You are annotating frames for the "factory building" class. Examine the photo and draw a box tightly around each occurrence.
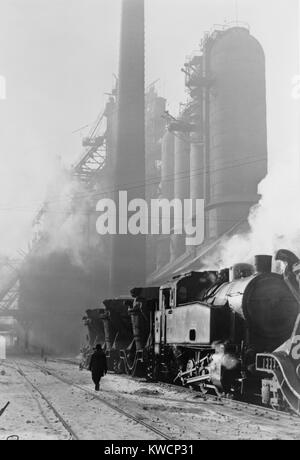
[12,15,267,353]
[148,25,268,284]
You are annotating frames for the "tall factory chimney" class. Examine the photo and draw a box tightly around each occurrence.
[110,0,146,296]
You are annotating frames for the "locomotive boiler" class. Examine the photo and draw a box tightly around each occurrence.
[152,255,299,399]
[82,253,300,411]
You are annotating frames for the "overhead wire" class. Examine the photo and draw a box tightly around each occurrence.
[0,154,267,213]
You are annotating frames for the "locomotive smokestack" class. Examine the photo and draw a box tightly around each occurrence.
[254,255,272,274]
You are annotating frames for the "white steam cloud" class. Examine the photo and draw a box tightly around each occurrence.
[215,153,300,268]
[33,164,104,269]
[0,153,61,259]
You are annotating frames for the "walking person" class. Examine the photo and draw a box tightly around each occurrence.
[89,344,108,391]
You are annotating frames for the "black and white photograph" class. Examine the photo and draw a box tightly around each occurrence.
[0,0,300,443]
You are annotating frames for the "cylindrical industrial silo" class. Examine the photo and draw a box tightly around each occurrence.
[206,27,268,238]
[145,90,167,275]
[156,130,175,269]
[170,131,190,261]
[189,92,205,255]
[145,90,166,203]
[188,135,204,257]
[188,56,205,203]
[190,137,204,201]
[161,131,175,201]
[183,54,206,254]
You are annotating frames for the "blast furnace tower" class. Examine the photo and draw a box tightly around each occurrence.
[149,25,268,283]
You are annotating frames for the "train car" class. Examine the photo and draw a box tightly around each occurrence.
[83,309,105,349]
[80,309,106,369]
[123,287,159,376]
[82,253,300,412]
[98,297,134,373]
[151,255,299,403]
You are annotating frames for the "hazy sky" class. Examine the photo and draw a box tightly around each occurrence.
[0,0,299,254]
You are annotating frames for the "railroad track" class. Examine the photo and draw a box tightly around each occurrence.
[18,360,174,441]
[32,360,300,434]
[11,361,79,440]
[3,358,300,440]
[155,382,300,423]
[47,358,300,423]
[156,381,299,421]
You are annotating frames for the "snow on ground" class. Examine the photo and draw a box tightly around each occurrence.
[0,361,67,440]
[0,360,160,440]
[1,357,300,440]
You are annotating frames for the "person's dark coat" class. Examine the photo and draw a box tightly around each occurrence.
[89,349,108,384]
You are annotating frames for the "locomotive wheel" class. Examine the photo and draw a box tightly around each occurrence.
[122,351,144,377]
[113,358,124,374]
[124,351,137,376]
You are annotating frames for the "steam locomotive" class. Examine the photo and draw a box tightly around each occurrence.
[82,252,300,414]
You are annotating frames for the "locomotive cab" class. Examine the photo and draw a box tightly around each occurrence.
[153,271,234,384]
[157,271,232,349]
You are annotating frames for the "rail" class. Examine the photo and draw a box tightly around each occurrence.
[23,360,174,441]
